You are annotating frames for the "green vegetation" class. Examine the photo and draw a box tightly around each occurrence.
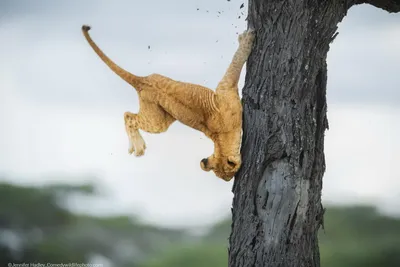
[1,180,399,266]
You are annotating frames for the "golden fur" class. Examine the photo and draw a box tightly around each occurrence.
[82,25,255,181]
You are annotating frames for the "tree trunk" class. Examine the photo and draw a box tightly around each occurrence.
[228,1,400,267]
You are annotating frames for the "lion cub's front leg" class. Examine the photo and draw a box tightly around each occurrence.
[238,29,256,56]
[216,29,255,91]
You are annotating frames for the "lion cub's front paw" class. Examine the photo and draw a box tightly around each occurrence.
[238,29,255,47]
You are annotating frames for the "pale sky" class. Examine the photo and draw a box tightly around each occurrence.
[0,0,399,228]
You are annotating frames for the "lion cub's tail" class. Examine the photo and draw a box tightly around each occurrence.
[82,25,145,91]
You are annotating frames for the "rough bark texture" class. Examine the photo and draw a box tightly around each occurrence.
[228,0,400,267]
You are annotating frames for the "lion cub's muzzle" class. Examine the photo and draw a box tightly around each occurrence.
[200,156,239,182]
[200,158,211,171]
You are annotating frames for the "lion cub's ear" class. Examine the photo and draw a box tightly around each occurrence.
[227,155,241,169]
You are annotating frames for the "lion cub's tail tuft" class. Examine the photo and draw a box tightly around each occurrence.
[82,25,91,32]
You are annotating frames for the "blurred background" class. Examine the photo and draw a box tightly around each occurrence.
[0,0,399,266]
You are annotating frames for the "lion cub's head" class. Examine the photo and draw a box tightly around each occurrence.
[199,131,242,181]
[200,154,241,181]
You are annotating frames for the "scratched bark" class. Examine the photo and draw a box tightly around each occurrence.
[228,1,400,267]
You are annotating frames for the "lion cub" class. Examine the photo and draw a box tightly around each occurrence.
[82,25,255,181]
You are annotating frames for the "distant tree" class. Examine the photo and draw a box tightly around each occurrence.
[0,181,190,266]
[0,182,86,264]
[228,1,400,266]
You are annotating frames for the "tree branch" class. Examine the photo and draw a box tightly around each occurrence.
[354,0,400,12]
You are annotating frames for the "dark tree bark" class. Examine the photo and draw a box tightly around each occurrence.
[228,1,400,267]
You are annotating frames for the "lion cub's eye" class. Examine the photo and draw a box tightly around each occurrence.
[227,160,236,168]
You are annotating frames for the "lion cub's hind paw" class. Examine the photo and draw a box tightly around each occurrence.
[127,136,146,157]
[133,137,146,157]
[134,145,145,157]
[128,140,135,155]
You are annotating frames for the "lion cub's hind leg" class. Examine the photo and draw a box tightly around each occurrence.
[124,113,146,156]
[124,97,175,156]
